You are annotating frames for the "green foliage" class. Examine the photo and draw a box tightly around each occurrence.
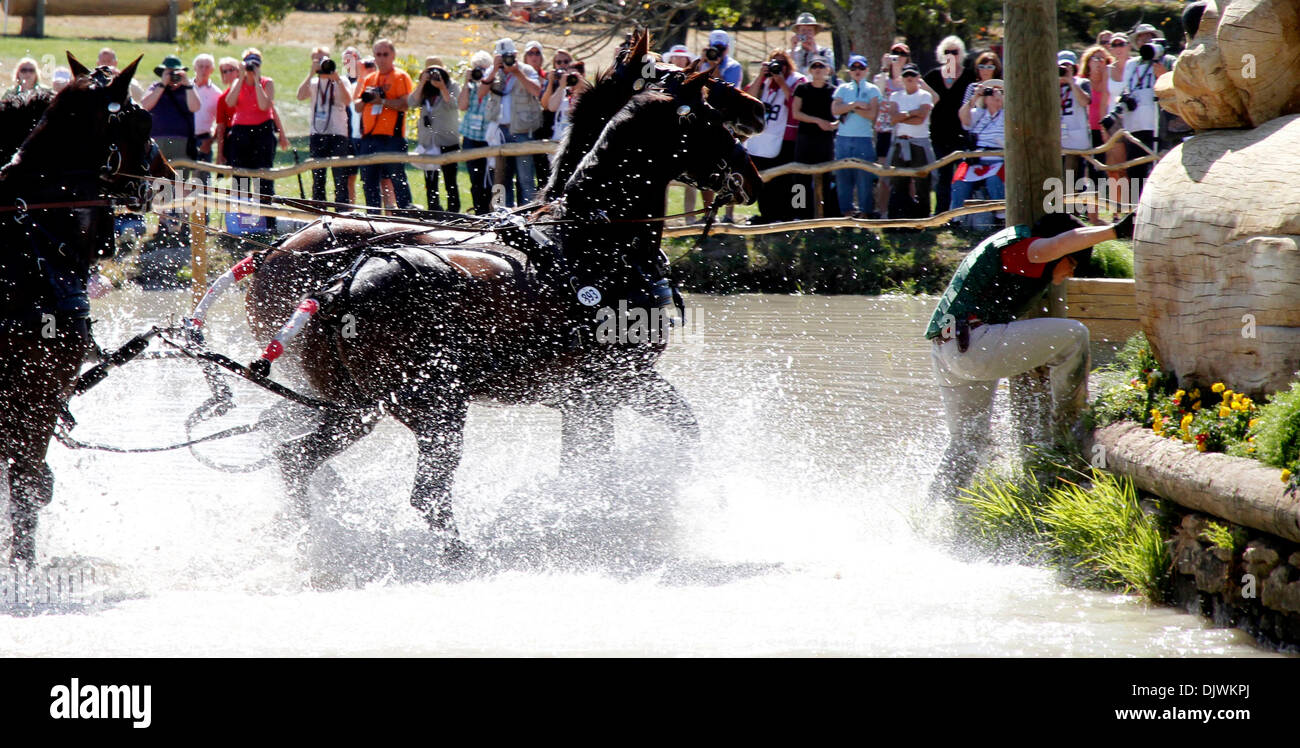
[181,0,298,45]
[1077,239,1133,279]
[957,466,1171,600]
[1085,332,1171,429]
[333,1,426,49]
[1247,382,1300,469]
[1199,521,1246,553]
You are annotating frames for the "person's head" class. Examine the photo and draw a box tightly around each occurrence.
[1079,45,1114,80]
[766,50,793,80]
[97,48,117,69]
[217,57,239,86]
[14,57,39,90]
[154,55,188,86]
[793,12,821,44]
[1109,33,1131,57]
[900,63,922,92]
[1057,50,1079,79]
[847,54,868,80]
[936,35,967,71]
[1132,23,1159,48]
[343,46,360,73]
[705,30,730,62]
[523,41,544,70]
[372,39,396,72]
[241,47,263,77]
[362,56,377,75]
[975,79,1004,110]
[665,44,692,68]
[193,53,215,82]
[470,50,492,72]
[311,46,330,67]
[552,48,574,70]
[1096,30,1113,47]
[974,51,1001,80]
[51,66,71,92]
[807,55,831,82]
[494,38,518,68]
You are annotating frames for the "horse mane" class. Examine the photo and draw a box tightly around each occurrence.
[0,88,54,167]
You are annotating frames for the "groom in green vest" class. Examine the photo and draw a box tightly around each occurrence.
[926,212,1135,502]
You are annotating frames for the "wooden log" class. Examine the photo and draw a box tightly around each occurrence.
[5,0,192,13]
[1089,422,1300,543]
[1134,113,1300,396]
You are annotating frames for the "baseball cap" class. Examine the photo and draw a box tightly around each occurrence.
[847,54,868,68]
[900,63,921,77]
[808,55,830,68]
[1057,50,1078,66]
[524,40,543,55]
[494,38,517,56]
[890,43,911,55]
[708,30,730,48]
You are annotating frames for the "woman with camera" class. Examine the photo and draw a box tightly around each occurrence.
[541,52,587,148]
[297,47,354,206]
[961,51,1001,105]
[951,79,1006,230]
[745,51,807,224]
[225,48,278,222]
[458,51,495,215]
[409,58,462,213]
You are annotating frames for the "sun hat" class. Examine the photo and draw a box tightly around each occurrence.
[153,54,187,76]
[794,12,820,27]
[494,38,518,56]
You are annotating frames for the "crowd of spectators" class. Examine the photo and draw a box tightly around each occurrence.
[50,15,1181,224]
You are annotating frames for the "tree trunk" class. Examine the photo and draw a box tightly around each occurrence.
[822,0,895,69]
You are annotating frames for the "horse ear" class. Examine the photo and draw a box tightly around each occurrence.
[67,52,91,79]
[109,55,143,103]
[630,27,650,67]
[676,71,709,107]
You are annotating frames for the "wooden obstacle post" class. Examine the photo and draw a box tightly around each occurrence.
[20,0,46,37]
[1004,0,1064,448]
[147,0,179,43]
[190,202,207,309]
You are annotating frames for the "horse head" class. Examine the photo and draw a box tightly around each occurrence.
[662,73,764,205]
[1,53,174,203]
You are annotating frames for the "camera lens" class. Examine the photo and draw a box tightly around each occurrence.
[471,67,483,81]
[705,47,720,61]
[982,87,995,97]
[502,54,516,67]
[319,58,335,75]
[767,61,783,75]
[566,73,579,87]
[1058,65,1070,77]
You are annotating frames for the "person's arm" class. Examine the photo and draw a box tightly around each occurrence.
[747,70,766,97]
[458,75,472,111]
[862,95,879,122]
[959,95,979,128]
[225,76,243,108]
[1110,61,1125,84]
[140,83,164,110]
[1069,78,1090,108]
[516,65,543,97]
[214,120,227,164]
[540,73,559,110]
[256,78,273,111]
[384,79,411,112]
[1026,224,1119,264]
[186,85,201,112]
[790,91,812,123]
[271,105,289,149]
[830,98,853,116]
[916,75,940,102]
[297,68,314,101]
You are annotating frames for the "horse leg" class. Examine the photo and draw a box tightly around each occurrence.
[273,408,374,521]
[623,368,700,447]
[390,393,470,555]
[559,396,616,475]
[7,460,54,569]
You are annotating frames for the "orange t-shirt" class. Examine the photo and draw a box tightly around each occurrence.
[357,68,414,137]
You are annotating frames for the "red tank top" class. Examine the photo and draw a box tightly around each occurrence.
[231,77,273,126]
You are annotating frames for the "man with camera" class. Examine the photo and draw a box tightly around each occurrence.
[482,38,543,208]
[408,57,462,212]
[1114,23,1173,196]
[699,30,743,88]
[353,38,415,213]
[788,12,836,80]
[296,47,354,205]
[745,51,807,223]
[142,55,202,166]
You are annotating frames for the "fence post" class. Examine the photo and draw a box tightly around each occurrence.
[190,204,207,309]
[1004,0,1064,450]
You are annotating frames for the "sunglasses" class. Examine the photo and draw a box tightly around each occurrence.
[978,64,996,70]
[810,63,827,69]
[555,58,572,65]
[17,67,35,74]
[848,64,866,70]
[1110,40,1129,47]
[944,50,959,55]
[363,61,376,68]
[219,67,236,73]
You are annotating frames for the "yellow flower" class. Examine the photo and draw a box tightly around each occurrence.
[1219,406,1232,418]
[1222,389,1234,401]
[1190,388,1201,399]
[1249,419,1260,429]
[1248,446,1256,453]
[1197,442,1208,452]
[1181,414,1194,428]
[1212,382,1225,393]
[1282,469,1292,483]
[1174,389,1186,399]
[1192,401,1202,411]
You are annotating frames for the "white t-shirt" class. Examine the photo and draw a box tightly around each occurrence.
[307,77,351,136]
[966,106,1005,153]
[890,89,932,139]
[1120,58,1160,133]
[1060,78,1092,150]
[745,73,806,159]
[193,80,222,135]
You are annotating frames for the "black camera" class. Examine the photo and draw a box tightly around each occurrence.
[704,46,721,61]
[981,87,996,97]
[243,59,259,71]
[360,85,384,103]
[1119,93,1137,111]
[501,53,516,67]
[1058,64,1071,77]
[167,70,183,84]
[318,57,336,75]
[767,60,784,76]
[1139,39,1166,62]
[470,67,484,81]
[423,67,448,99]
[566,72,579,87]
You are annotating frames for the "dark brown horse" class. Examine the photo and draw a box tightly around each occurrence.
[1,55,173,567]
[242,67,764,557]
